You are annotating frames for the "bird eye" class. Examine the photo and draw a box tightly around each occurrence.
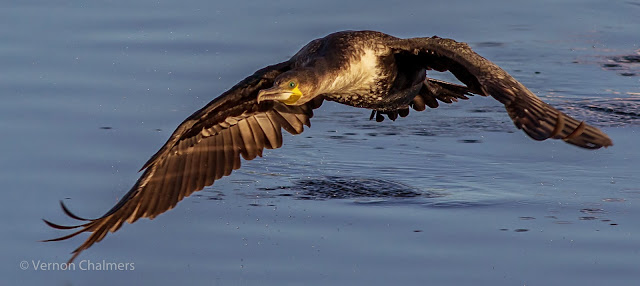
[288,81,297,88]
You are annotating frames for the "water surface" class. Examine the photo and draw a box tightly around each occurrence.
[2,0,639,285]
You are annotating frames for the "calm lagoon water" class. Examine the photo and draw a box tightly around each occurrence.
[2,0,639,285]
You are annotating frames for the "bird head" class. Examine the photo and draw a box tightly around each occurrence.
[257,69,317,105]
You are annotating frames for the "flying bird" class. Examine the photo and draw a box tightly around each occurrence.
[44,30,613,262]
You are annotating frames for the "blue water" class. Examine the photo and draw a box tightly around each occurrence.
[2,0,639,285]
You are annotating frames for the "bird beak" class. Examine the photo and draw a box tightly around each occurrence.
[257,86,302,105]
[257,87,292,103]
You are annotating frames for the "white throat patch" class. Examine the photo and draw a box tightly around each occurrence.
[323,49,379,94]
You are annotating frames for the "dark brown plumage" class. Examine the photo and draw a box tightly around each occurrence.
[44,30,612,262]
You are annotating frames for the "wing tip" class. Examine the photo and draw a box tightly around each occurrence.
[42,201,95,242]
[58,200,91,221]
[42,218,85,230]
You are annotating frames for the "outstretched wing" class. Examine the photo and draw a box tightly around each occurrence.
[43,61,324,262]
[389,36,613,149]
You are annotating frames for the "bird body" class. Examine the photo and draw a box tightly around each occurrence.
[286,31,422,110]
[44,30,613,262]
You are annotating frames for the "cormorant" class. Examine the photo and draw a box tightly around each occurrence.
[44,30,613,262]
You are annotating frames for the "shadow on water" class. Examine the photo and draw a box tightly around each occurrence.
[257,176,445,201]
[253,176,510,209]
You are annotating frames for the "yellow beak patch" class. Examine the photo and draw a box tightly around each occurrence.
[281,86,303,105]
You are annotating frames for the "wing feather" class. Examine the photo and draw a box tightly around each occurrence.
[229,125,247,170]
[229,126,243,170]
[247,116,266,154]
[214,133,225,180]
[255,113,278,149]
[145,162,169,218]
[268,109,298,134]
[237,119,257,160]
[273,104,305,134]
[204,137,217,186]
[221,129,234,176]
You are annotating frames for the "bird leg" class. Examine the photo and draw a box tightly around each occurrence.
[369,108,410,122]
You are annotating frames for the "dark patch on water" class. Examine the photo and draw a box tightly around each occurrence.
[458,139,482,144]
[293,176,437,200]
[474,41,506,48]
[424,201,492,208]
[256,186,289,192]
[580,208,606,214]
[469,106,503,113]
[610,55,640,64]
[560,96,640,126]
[599,52,640,76]
[196,190,225,201]
[99,126,112,130]
[259,176,444,201]
[411,130,436,136]
[514,229,529,232]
